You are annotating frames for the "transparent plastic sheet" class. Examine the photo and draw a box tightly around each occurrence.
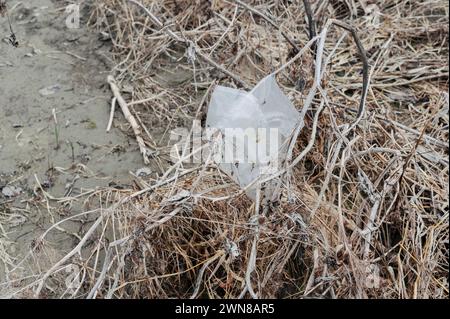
[206,75,300,201]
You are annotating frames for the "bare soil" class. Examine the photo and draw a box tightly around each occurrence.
[0,0,146,286]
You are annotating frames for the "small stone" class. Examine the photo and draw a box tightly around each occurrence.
[2,185,22,198]
[135,167,152,177]
[39,84,61,96]
[42,180,53,189]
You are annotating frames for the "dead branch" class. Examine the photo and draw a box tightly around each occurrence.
[107,75,149,164]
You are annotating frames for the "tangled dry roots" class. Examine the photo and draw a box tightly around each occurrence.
[4,0,447,299]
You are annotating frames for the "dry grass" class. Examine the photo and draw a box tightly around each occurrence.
[2,0,448,299]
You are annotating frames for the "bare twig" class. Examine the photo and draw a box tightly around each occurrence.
[330,19,370,130]
[234,0,300,53]
[127,0,249,88]
[107,75,149,164]
[303,0,317,43]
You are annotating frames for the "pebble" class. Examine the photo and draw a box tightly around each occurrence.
[39,84,61,96]
[2,185,22,198]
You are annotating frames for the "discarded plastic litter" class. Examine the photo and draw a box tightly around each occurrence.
[206,75,300,201]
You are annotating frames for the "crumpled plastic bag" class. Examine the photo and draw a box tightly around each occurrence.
[206,75,300,201]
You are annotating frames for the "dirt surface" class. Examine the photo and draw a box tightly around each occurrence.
[0,0,147,288]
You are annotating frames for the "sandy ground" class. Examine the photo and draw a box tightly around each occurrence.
[0,0,146,288]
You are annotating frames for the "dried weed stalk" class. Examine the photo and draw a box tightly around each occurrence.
[0,0,18,47]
